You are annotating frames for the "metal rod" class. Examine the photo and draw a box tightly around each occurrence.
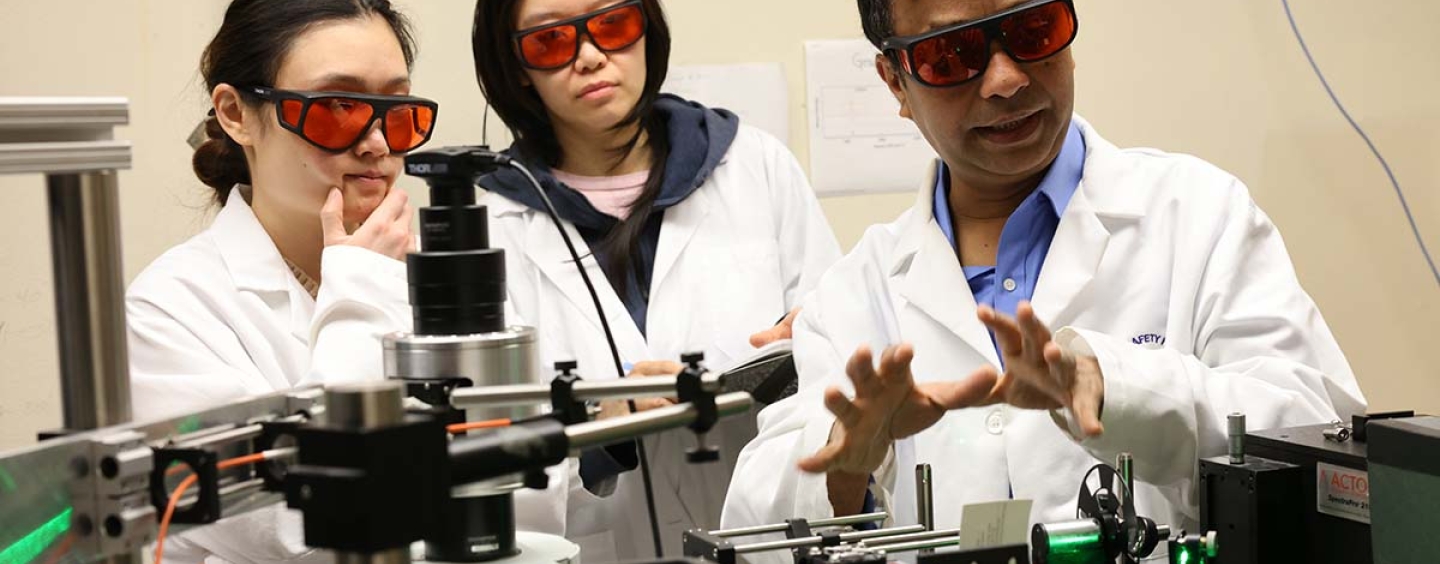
[735,537,822,555]
[811,512,890,529]
[217,478,264,500]
[452,373,723,408]
[864,528,960,548]
[167,423,245,446]
[1117,452,1135,516]
[733,525,926,555]
[564,392,751,451]
[841,524,926,542]
[916,464,934,531]
[863,536,964,554]
[47,170,130,431]
[1117,452,1139,564]
[174,423,265,450]
[1228,413,1246,464]
[174,477,268,508]
[710,512,889,537]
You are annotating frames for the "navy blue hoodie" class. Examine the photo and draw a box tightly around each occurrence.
[479,94,740,336]
[480,95,742,489]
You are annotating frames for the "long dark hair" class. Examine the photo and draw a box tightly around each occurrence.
[194,0,417,205]
[472,0,673,294]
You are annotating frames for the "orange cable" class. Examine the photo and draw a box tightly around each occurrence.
[154,452,269,563]
[446,418,512,434]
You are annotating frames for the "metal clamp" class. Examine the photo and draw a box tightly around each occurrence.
[1323,421,1353,443]
[86,430,157,557]
[549,361,588,425]
[678,352,721,463]
[148,448,222,524]
[254,421,302,492]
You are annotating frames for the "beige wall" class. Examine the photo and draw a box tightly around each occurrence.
[1,0,1436,450]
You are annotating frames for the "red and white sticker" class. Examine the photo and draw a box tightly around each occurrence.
[1316,462,1370,524]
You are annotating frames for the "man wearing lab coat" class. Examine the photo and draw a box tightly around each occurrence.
[721,0,1367,553]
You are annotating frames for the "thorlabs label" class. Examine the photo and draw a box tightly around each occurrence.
[1316,462,1370,524]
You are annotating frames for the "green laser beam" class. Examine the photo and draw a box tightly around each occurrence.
[0,507,73,564]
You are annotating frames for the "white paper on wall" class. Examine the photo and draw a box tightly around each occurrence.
[805,39,936,196]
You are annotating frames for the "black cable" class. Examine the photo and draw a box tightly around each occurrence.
[499,156,667,558]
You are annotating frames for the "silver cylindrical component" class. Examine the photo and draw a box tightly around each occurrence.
[733,525,924,555]
[384,327,540,421]
[322,381,409,564]
[169,477,267,509]
[811,512,889,530]
[1116,452,1135,517]
[1116,453,1134,490]
[709,512,889,537]
[47,170,131,430]
[451,477,525,498]
[735,536,822,554]
[564,392,752,452]
[865,528,960,548]
[325,381,406,431]
[916,464,935,530]
[1201,530,1219,557]
[174,423,265,450]
[1156,524,1172,540]
[840,524,926,542]
[450,372,724,408]
[1228,412,1246,464]
[864,536,964,554]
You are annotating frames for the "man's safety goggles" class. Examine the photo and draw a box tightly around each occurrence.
[881,0,1078,88]
[246,86,439,153]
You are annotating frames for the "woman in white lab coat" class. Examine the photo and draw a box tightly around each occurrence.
[471,0,842,560]
[126,1,434,561]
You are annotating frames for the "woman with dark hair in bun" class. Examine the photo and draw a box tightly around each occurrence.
[125,1,437,560]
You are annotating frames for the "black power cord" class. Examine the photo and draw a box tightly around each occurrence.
[498,156,667,559]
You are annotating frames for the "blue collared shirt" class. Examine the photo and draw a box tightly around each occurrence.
[857,124,1086,516]
[933,122,1086,322]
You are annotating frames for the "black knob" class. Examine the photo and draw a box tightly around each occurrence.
[524,469,550,490]
[554,360,579,374]
[681,352,706,365]
[687,447,720,464]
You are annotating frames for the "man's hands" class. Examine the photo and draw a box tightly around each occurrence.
[978,302,1105,437]
[797,344,999,476]
[799,301,1106,479]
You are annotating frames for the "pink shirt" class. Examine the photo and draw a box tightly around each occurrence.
[552,169,650,220]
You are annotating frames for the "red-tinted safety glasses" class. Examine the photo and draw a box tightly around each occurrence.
[246,86,439,153]
[513,0,647,70]
[882,0,1078,88]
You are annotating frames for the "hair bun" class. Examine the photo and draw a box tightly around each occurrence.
[192,114,249,202]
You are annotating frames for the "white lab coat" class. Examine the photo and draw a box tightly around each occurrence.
[126,189,568,563]
[720,116,1367,561]
[481,125,842,562]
